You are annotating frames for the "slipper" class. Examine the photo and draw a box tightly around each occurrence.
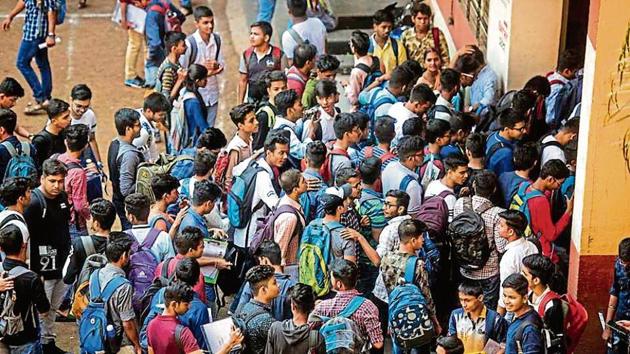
[78,0,86,9]
[24,103,45,115]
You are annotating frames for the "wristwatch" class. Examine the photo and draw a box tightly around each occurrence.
[47,32,55,38]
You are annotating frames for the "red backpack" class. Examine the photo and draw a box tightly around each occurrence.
[537,291,588,354]
[213,150,232,192]
[363,146,396,165]
[320,144,349,186]
[243,46,283,71]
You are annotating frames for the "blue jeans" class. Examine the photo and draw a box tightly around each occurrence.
[391,339,429,354]
[144,46,165,88]
[256,0,276,22]
[206,103,218,128]
[113,196,132,230]
[69,223,88,240]
[16,38,52,103]
[205,283,217,320]
[9,339,43,354]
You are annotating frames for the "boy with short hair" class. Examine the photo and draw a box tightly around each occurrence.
[124,193,176,262]
[156,31,188,100]
[432,69,460,121]
[252,70,288,150]
[0,177,32,252]
[502,274,544,353]
[180,6,225,127]
[604,238,630,346]
[546,49,582,127]
[328,113,361,185]
[69,84,102,164]
[274,170,307,267]
[346,30,375,108]
[224,103,258,190]
[420,118,451,189]
[358,66,411,120]
[234,265,280,354]
[33,99,71,167]
[134,92,171,163]
[359,116,397,171]
[464,133,485,190]
[144,0,185,88]
[540,118,579,166]
[0,77,25,110]
[179,150,217,203]
[424,155,468,222]
[369,8,407,74]
[301,80,340,143]
[238,21,284,104]
[300,141,328,224]
[273,90,309,167]
[281,0,327,65]
[498,142,537,208]
[302,54,340,109]
[440,113,474,159]
[448,282,507,353]
[0,109,37,183]
[389,83,436,142]
[485,108,527,177]
[286,43,318,98]
[382,136,425,216]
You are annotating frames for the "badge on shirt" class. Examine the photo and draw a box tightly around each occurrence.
[266,59,275,67]
[60,203,68,209]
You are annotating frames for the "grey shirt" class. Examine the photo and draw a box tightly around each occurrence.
[98,263,135,348]
[117,140,143,197]
[326,221,356,261]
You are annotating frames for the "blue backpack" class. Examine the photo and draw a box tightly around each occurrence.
[125,228,161,313]
[355,57,384,91]
[318,296,366,353]
[227,161,267,229]
[388,256,435,349]
[300,170,327,224]
[359,88,397,143]
[79,270,129,354]
[298,219,343,297]
[1,141,37,183]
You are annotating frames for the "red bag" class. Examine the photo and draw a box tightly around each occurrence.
[537,291,588,354]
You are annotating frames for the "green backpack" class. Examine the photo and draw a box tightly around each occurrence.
[298,219,344,297]
[135,153,193,202]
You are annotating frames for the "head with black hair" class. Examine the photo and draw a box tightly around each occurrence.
[105,232,133,264]
[46,98,71,130]
[320,193,346,217]
[398,60,423,87]
[305,140,327,168]
[184,65,209,118]
[498,210,528,240]
[359,157,381,185]
[449,112,475,144]
[275,89,303,121]
[439,69,461,98]
[353,111,370,140]
[265,70,288,101]
[69,84,92,118]
[619,238,630,263]
[0,225,25,258]
[350,30,370,57]
[436,336,464,354]
[330,258,358,290]
[193,150,217,178]
[245,264,280,300]
[557,49,582,79]
[293,43,317,70]
[522,253,555,290]
[192,180,222,215]
[287,0,307,17]
[465,133,485,160]
[289,283,316,316]
[250,21,273,46]
[64,123,89,153]
[193,5,214,21]
[502,273,530,313]
[335,167,361,200]
[426,118,451,146]
[538,159,570,191]
[513,142,538,172]
[524,76,551,97]
[454,54,481,87]
[472,170,496,199]
[397,135,425,168]
[175,226,205,257]
[374,116,395,145]
[143,92,171,124]
[333,113,361,143]
[556,117,579,145]
[498,108,527,141]
[263,130,290,168]
[114,108,141,139]
[384,190,410,218]
[398,219,426,249]
[90,198,116,232]
[402,117,424,137]
[388,66,412,94]
[0,77,24,109]
[410,2,433,33]
[511,90,536,115]
[0,177,31,209]
[230,103,259,134]
[197,127,227,152]
[175,257,201,286]
[372,7,395,41]
[151,174,180,204]
[254,240,282,266]
[163,283,195,315]
[41,159,67,197]
[125,193,151,223]
[316,54,340,81]
[407,84,436,115]
[0,109,17,137]
[315,80,338,113]
[165,31,187,55]
[457,281,484,315]
[280,169,306,196]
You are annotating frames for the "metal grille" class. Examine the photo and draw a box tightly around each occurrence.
[459,0,490,50]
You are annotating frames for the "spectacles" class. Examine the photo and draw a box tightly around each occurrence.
[461,72,475,79]
[511,126,527,133]
[383,201,398,207]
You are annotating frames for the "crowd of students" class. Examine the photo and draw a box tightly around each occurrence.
[0,0,617,353]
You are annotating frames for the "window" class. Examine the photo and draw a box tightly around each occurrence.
[459,0,490,50]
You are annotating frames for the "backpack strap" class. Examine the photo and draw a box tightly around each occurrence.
[390,38,399,67]
[486,141,507,163]
[243,46,255,66]
[355,63,372,74]
[485,309,497,341]
[161,257,174,279]
[142,228,162,249]
[514,317,542,349]
[0,212,24,229]
[32,188,47,219]
[1,141,19,158]
[80,236,96,256]
[431,27,441,57]
[213,33,221,61]
[8,265,31,278]
[174,324,185,353]
[403,255,419,284]
[399,174,415,192]
[101,275,129,302]
[186,34,198,69]
[437,189,454,200]
[19,142,30,157]
[287,28,304,45]
[338,296,366,318]
[537,290,561,316]
[287,72,306,85]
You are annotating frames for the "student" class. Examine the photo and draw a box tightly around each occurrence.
[281,0,327,65]
[176,64,210,152]
[517,160,573,264]
[0,177,32,255]
[345,30,375,108]
[540,118,579,167]
[358,66,411,120]
[273,90,309,166]
[401,2,449,67]
[546,49,582,127]
[156,31,187,101]
[417,48,443,90]
[453,171,507,310]
[62,198,115,286]
[237,241,295,321]
[359,117,397,170]
[148,174,183,236]
[252,70,288,150]
[448,282,507,353]
[380,219,440,346]
[125,193,176,262]
[425,155,468,222]
[56,124,91,238]
[468,46,500,110]
[440,113,474,159]
[223,103,258,190]
[402,117,424,138]
[108,108,143,230]
[179,150,216,203]
[502,274,544,353]
[301,80,340,143]
[144,0,185,89]
[604,237,630,347]
[300,141,328,224]
[302,54,340,109]
[265,283,325,353]
[497,210,538,314]
[314,192,357,263]
[0,225,51,354]
[235,265,280,354]
[133,93,170,166]
[119,0,149,88]
[420,118,451,189]
[436,336,465,354]
[0,109,37,183]
[171,127,227,180]
[432,69,460,121]
[32,99,71,168]
[178,180,224,239]
[93,233,142,353]
[238,21,284,104]
[23,159,71,354]
[389,84,435,141]
[498,142,537,208]
[233,134,288,249]
[382,136,425,217]
[0,77,25,110]
[464,133,485,190]
[286,43,318,98]
[180,6,225,127]
[369,8,407,74]
[453,53,482,111]
[328,113,361,185]
[274,170,307,267]
[485,108,527,177]
[69,84,102,164]
[310,259,384,350]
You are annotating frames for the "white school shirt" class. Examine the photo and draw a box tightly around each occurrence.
[382,161,423,217]
[388,102,418,142]
[498,237,539,307]
[180,30,225,106]
[71,108,97,135]
[281,17,327,59]
[132,109,159,163]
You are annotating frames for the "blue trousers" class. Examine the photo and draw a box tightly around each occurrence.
[256,0,276,22]
[16,38,52,103]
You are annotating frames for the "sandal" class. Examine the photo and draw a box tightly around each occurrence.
[24,102,45,115]
[78,0,86,9]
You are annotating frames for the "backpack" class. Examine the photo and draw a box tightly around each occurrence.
[126,228,162,313]
[155,60,180,95]
[419,153,443,190]
[416,190,453,242]
[399,175,416,193]
[213,149,232,192]
[486,140,511,167]
[368,36,400,67]
[538,135,564,163]
[78,270,129,354]
[227,160,267,229]
[298,219,344,297]
[448,205,490,270]
[388,256,434,349]
[359,88,397,144]
[187,33,221,68]
[363,146,396,165]
[169,91,197,153]
[427,104,454,121]
[287,27,305,45]
[135,153,194,202]
[509,181,545,244]
[355,56,383,91]
[139,258,176,350]
[232,307,269,352]
[0,266,35,337]
[549,73,583,129]
[249,204,303,255]
[149,0,184,32]
[318,296,367,353]
[513,315,544,354]
[537,291,588,354]
[320,147,349,186]
[71,236,108,319]
[300,170,327,225]
[1,141,38,184]
[243,45,283,83]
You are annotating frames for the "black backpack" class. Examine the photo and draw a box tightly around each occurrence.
[448,201,491,270]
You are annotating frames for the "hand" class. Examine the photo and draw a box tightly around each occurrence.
[306,178,322,192]
[210,228,228,239]
[0,276,14,291]
[120,20,129,30]
[340,80,349,87]
[176,68,187,82]
[227,327,244,347]
[341,228,362,242]
[173,206,189,227]
[2,17,12,31]
[618,320,630,331]
[433,321,442,336]
[454,44,476,58]
[135,345,142,354]
[565,194,574,215]
[214,258,233,270]
[458,187,471,198]
[208,65,224,76]
[179,198,189,210]
[360,215,370,227]
[602,327,612,341]
[46,36,56,48]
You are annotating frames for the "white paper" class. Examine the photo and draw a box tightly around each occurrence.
[111,2,147,34]
[483,338,503,354]
[202,318,241,354]
[200,239,228,282]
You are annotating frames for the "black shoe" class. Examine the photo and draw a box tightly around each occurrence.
[43,342,70,354]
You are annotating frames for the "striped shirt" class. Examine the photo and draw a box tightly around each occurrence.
[356,145,398,171]
[22,0,56,41]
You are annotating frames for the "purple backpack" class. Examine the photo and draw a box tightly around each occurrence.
[249,204,303,255]
[125,228,161,313]
[416,190,454,242]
